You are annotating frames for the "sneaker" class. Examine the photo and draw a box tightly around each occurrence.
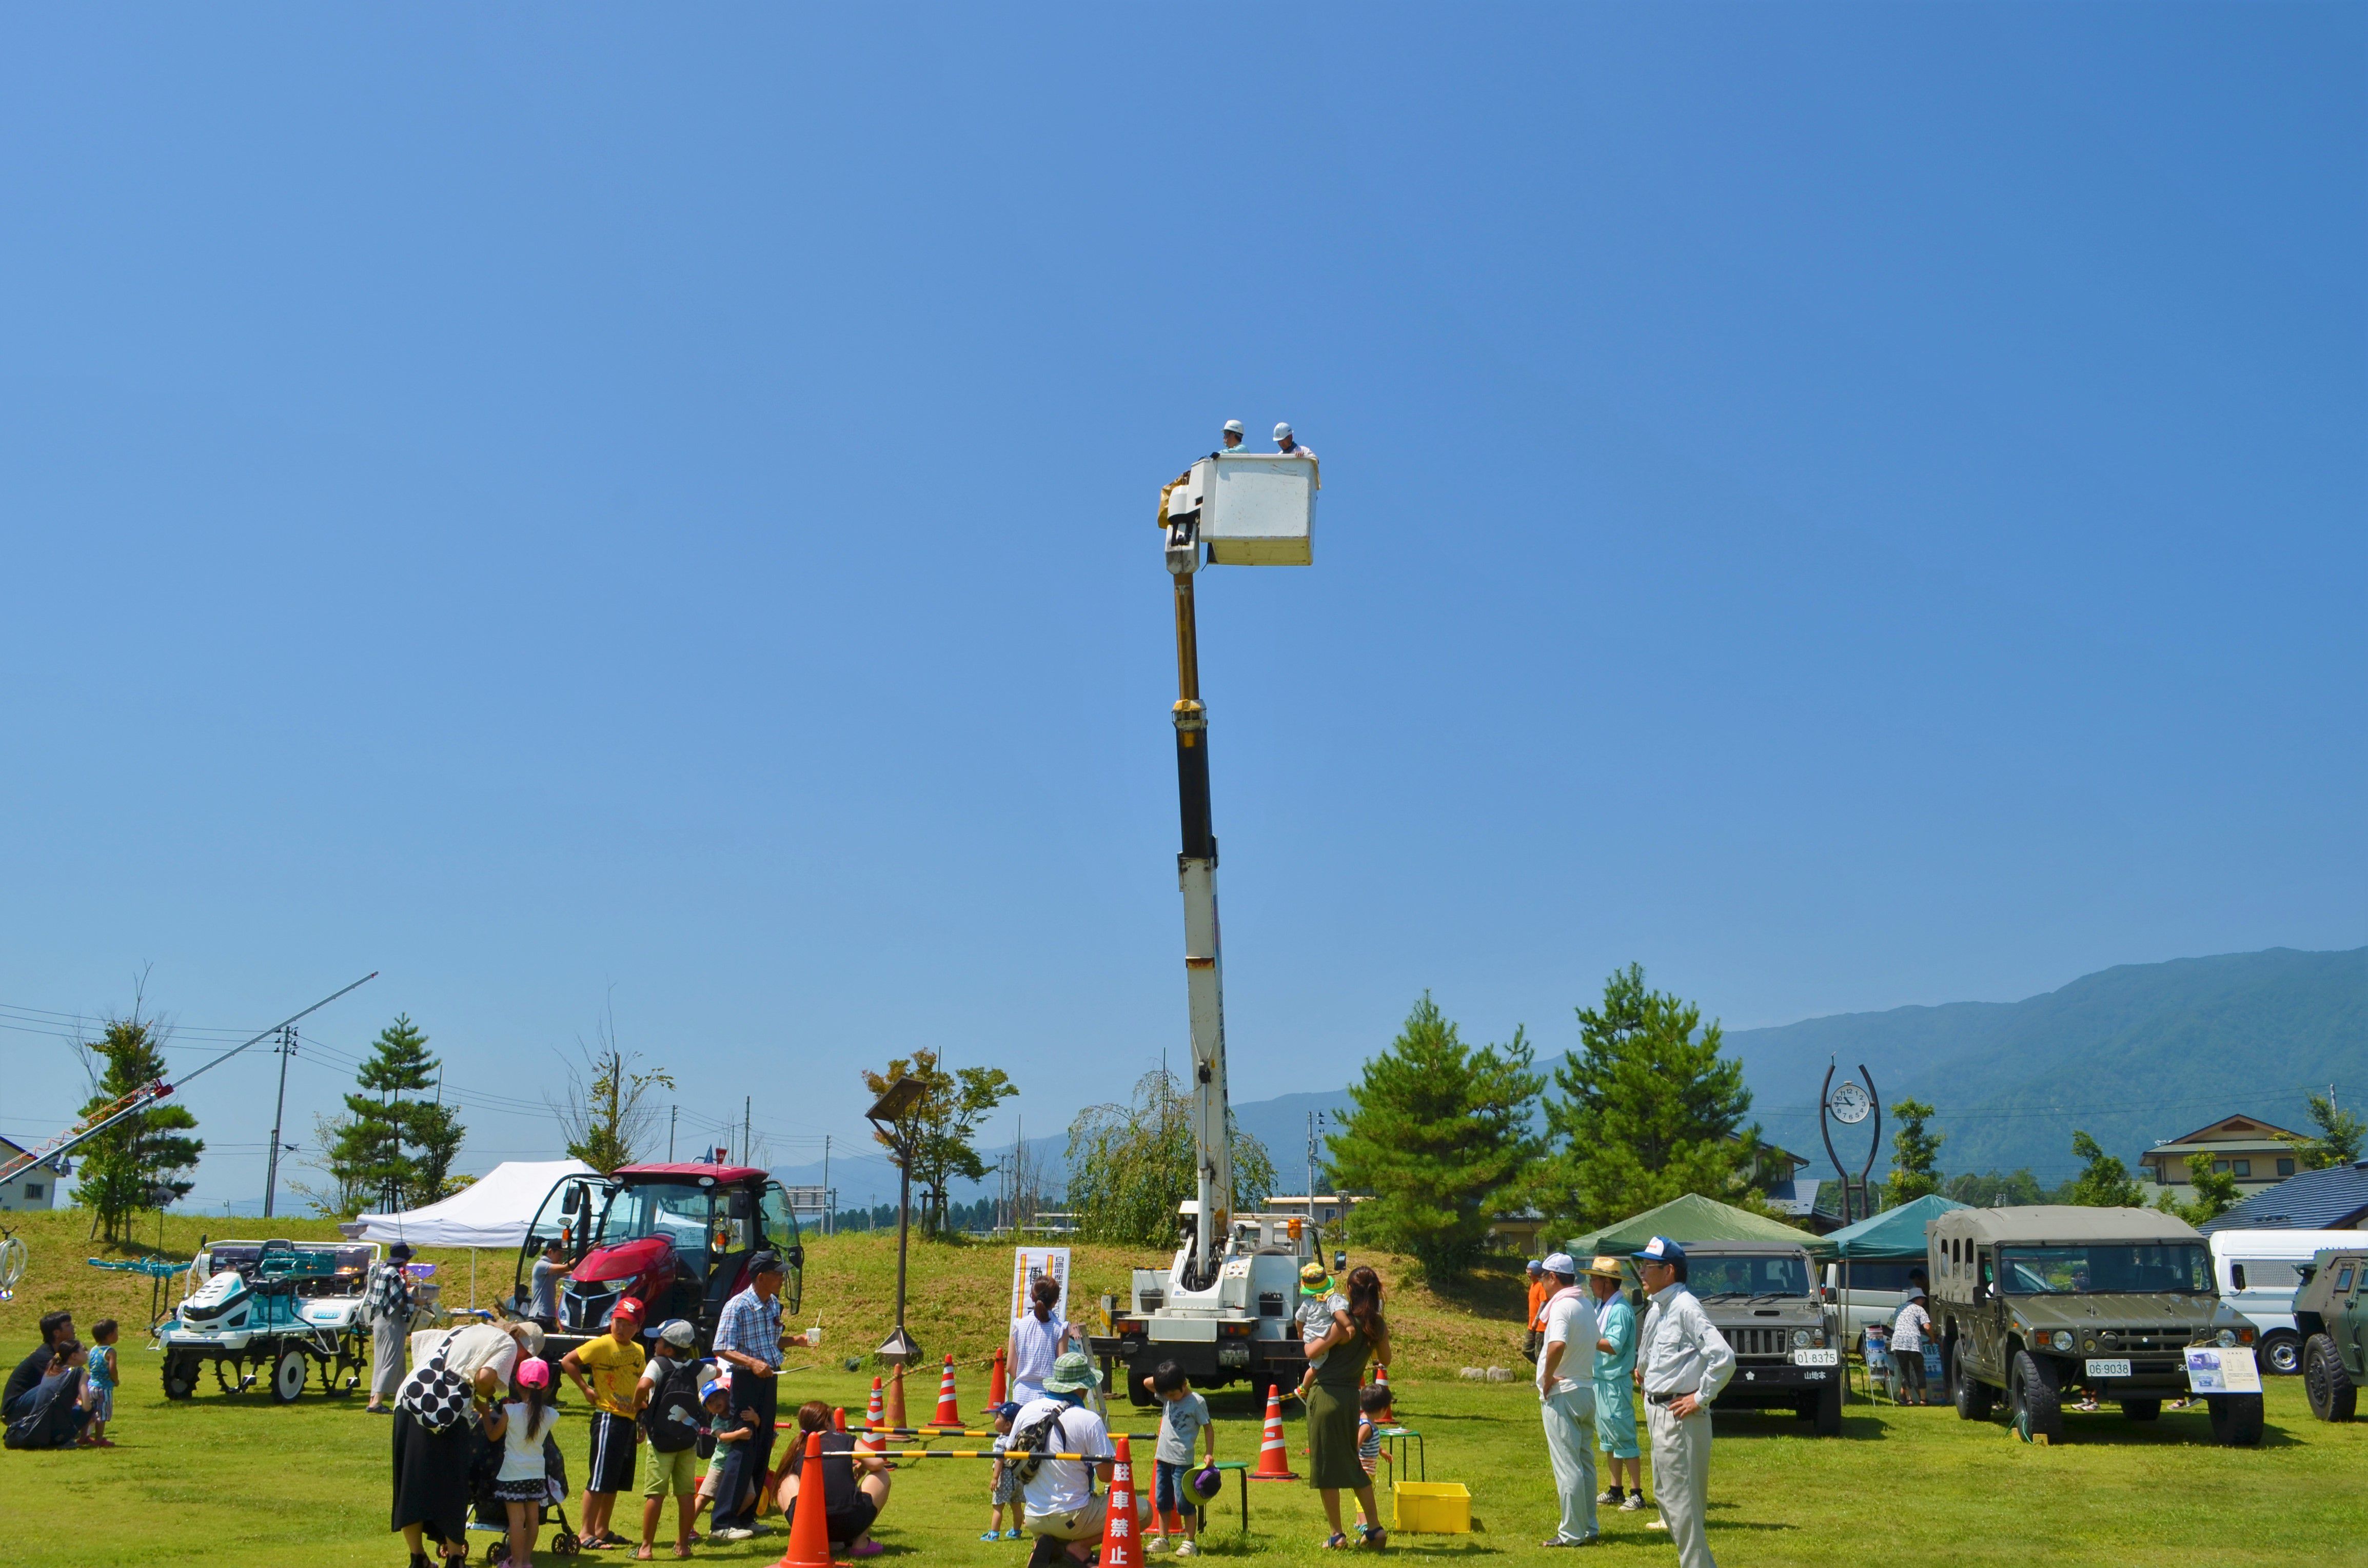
[1620,1493,1645,1513]
[1647,1517,1669,1531]
[985,1532,1008,1542]
[1147,1539,1170,1555]
[1597,1489,1622,1506]
[1005,1530,1028,1541]
[710,1527,755,1543]
[1176,1543,1199,1557]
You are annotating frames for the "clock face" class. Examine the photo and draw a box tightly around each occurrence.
[1831,1082,1872,1124]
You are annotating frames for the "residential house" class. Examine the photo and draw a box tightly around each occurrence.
[2200,1161,2368,1235]
[0,1136,70,1213]
[2138,1114,2309,1202]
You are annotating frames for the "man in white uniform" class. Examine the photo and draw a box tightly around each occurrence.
[1632,1237,1733,1568]
[1533,1252,1601,1547]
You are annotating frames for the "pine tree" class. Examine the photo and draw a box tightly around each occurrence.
[2062,1130,2146,1207]
[1538,965,1765,1230]
[73,1011,203,1244]
[1884,1099,1945,1207]
[1325,994,1544,1283]
[326,1016,466,1212]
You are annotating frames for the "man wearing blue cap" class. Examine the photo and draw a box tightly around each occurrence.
[1532,1253,1599,1547]
[1631,1237,1732,1568]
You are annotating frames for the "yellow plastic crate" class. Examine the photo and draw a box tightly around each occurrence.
[1392,1480,1472,1534]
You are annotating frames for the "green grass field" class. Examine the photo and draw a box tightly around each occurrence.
[2,1215,2359,1565]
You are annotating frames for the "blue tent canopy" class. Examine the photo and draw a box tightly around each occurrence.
[1807,1194,1967,1261]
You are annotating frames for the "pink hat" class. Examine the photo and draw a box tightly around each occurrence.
[516,1357,551,1389]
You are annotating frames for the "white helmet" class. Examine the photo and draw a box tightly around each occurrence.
[1273,422,1293,442]
[1222,419,1244,437]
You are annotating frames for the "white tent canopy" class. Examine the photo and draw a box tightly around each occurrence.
[345,1159,595,1250]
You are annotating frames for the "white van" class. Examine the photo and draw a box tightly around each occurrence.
[1819,1259,1925,1353]
[2210,1228,2363,1376]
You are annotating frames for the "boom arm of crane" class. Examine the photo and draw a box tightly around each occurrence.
[1168,514,1232,1284]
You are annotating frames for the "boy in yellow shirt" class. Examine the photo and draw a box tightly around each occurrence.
[563,1297,648,1550]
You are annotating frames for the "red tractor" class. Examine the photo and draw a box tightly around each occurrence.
[509,1163,804,1360]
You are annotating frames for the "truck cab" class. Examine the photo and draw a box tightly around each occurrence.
[1929,1205,2260,1445]
[1095,1205,1317,1405]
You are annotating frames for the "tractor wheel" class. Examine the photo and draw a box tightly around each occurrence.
[2206,1392,2264,1447]
[2009,1349,2062,1444]
[162,1355,201,1400]
[272,1346,310,1403]
[2303,1334,2357,1422]
[2259,1331,2303,1378]
[214,1357,244,1395]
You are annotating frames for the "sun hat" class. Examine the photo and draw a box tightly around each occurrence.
[657,1318,696,1349]
[389,1242,413,1261]
[1298,1261,1336,1294]
[1042,1351,1101,1396]
[1631,1236,1686,1266]
[1540,1252,1577,1279]
[1582,1255,1628,1282]
[516,1357,551,1389]
[1191,1465,1225,1501]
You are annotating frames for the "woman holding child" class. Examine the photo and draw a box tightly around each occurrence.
[1304,1264,1392,1550]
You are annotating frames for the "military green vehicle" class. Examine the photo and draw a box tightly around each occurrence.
[1927,1206,2262,1446]
[1681,1240,1844,1436]
[2294,1245,2365,1422]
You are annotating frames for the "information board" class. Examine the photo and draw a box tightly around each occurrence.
[2184,1344,2262,1394]
[1009,1246,1072,1323]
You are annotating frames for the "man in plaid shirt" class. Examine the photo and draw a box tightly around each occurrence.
[364,1242,416,1413]
[706,1251,787,1540]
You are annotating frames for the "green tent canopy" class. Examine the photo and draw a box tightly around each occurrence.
[1806,1194,1967,1261]
[1564,1192,1809,1257]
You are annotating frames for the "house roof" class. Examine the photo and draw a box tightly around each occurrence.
[2150,1114,2305,1151]
[2199,1162,2368,1235]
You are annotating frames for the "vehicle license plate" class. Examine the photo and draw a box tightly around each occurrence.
[2085,1358,2132,1379]
[1791,1348,1839,1367]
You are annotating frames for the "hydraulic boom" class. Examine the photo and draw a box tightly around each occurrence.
[1166,518,1232,1283]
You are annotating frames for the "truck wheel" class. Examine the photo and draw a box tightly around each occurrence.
[2302,1335,2356,1422]
[1952,1355,1995,1421]
[2009,1350,2062,1444]
[272,1347,310,1403]
[2206,1392,2264,1447]
[2258,1331,2302,1377]
[1126,1357,1161,1407]
[1812,1380,1842,1437]
[162,1355,200,1400]
[2119,1400,2160,1421]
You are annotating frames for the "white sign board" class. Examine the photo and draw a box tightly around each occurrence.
[1010,1247,1072,1324]
[2184,1344,2262,1395]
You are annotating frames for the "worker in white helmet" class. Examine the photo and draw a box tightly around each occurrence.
[1166,421,1246,521]
[1273,422,1319,487]
[1220,419,1245,450]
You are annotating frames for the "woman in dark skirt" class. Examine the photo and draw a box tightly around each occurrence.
[392,1320,535,1568]
[1305,1265,1392,1549]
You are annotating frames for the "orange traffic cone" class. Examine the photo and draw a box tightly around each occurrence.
[1374,1363,1389,1390]
[1102,1434,1142,1568]
[1249,1390,1297,1480]
[934,1354,961,1426]
[886,1362,907,1430]
[989,1345,1008,1408]
[772,1431,843,1568]
[832,1406,848,1432]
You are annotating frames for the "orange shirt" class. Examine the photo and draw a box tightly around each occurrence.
[1527,1277,1551,1330]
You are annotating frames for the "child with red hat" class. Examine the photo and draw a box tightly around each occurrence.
[562,1298,648,1550]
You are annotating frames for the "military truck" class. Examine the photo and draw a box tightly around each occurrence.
[2294,1245,2365,1422]
[1680,1240,1843,1436]
[1928,1206,2262,1446]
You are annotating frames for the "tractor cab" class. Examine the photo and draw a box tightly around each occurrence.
[512,1164,803,1358]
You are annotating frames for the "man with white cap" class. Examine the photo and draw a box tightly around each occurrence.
[1631,1237,1732,1568]
[1272,422,1319,478]
[1533,1252,1600,1547]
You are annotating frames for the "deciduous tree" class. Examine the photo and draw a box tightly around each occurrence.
[1066,1068,1277,1248]
[2062,1130,2146,1207]
[2165,1152,2241,1226]
[1326,994,1544,1282]
[861,1050,1019,1236]
[2285,1091,2365,1172]
[552,1009,672,1175]
[1884,1099,1945,1208]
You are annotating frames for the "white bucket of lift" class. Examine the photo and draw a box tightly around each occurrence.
[1167,452,1315,566]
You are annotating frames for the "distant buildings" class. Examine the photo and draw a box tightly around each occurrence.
[2200,1162,2368,1235]
[0,1137,70,1212]
[2138,1114,2307,1203]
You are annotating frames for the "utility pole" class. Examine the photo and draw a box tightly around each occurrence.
[820,1135,832,1236]
[263,1025,294,1219]
[743,1097,752,1169]
[668,1105,678,1163]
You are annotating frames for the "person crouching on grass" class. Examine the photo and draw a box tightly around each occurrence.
[484,1358,559,1568]
[562,1296,647,1551]
[1140,1361,1215,1556]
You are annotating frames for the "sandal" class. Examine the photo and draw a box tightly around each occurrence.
[1322,1534,1352,1550]
[1359,1525,1389,1550]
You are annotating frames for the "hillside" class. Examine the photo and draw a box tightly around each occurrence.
[1727,946,2367,1183]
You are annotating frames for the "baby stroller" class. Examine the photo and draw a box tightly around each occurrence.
[467,1426,581,1560]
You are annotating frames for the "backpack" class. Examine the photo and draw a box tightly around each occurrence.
[1003,1405,1085,1492]
[641,1356,704,1454]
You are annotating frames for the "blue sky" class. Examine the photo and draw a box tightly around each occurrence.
[4,7,2360,1212]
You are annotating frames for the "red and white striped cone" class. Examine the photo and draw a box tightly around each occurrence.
[1374,1363,1389,1390]
[860,1378,884,1451]
[933,1354,961,1426]
[1250,1390,1297,1480]
[1102,1434,1141,1568]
